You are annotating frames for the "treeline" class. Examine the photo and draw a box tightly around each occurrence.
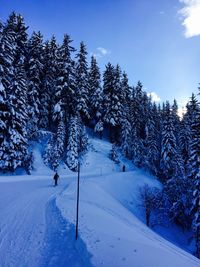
[0,13,200,257]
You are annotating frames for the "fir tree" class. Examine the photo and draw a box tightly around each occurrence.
[75,42,89,120]
[103,64,123,142]
[88,56,102,122]
[131,81,144,139]
[26,31,43,139]
[52,119,66,171]
[160,102,183,181]
[55,34,76,121]
[0,19,14,171]
[66,116,80,171]
[94,119,104,139]
[6,13,28,66]
[6,60,28,171]
[0,13,29,171]
[164,175,191,230]
[39,36,58,129]
[121,118,132,158]
[145,103,160,175]
[187,96,200,257]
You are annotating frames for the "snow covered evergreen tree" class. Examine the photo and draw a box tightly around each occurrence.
[129,83,146,167]
[55,34,76,122]
[52,119,66,171]
[130,81,144,139]
[94,119,104,139]
[66,116,80,171]
[145,103,160,175]
[0,13,29,171]
[0,20,14,171]
[160,102,183,181]
[102,63,123,142]
[171,99,180,133]
[120,72,132,155]
[121,118,132,158]
[75,42,89,120]
[26,31,43,139]
[187,95,200,257]
[88,56,102,123]
[163,175,191,230]
[39,36,58,130]
[5,60,28,171]
[139,184,162,227]
[179,117,190,168]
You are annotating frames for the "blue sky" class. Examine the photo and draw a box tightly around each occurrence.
[1,0,200,107]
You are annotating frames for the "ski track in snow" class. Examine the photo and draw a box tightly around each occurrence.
[0,179,93,267]
[39,198,93,267]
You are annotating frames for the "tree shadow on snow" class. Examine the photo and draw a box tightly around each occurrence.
[39,199,94,267]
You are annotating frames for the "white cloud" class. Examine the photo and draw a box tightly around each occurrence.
[90,47,111,59]
[178,0,200,38]
[147,92,161,103]
[97,47,110,55]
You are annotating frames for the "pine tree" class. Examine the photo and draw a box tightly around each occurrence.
[164,175,191,230]
[55,34,76,121]
[79,124,88,157]
[179,117,190,168]
[120,73,131,156]
[171,99,180,133]
[102,63,115,126]
[131,81,144,139]
[39,36,58,129]
[88,56,102,122]
[121,118,132,158]
[187,96,200,257]
[94,119,104,139]
[121,72,131,107]
[66,116,80,171]
[0,19,14,171]
[6,13,28,67]
[102,64,123,142]
[52,119,66,171]
[184,94,200,170]
[6,60,28,171]
[145,103,160,175]
[75,42,89,120]
[160,102,183,181]
[26,31,43,139]
[0,13,29,171]
[129,83,146,167]
[43,134,55,168]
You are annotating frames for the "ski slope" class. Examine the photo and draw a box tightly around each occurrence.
[0,137,199,267]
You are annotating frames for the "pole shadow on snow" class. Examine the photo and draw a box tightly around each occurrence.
[39,198,93,267]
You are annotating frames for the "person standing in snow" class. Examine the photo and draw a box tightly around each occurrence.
[122,165,126,172]
[53,172,59,186]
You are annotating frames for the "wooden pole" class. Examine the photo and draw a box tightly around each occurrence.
[75,161,80,240]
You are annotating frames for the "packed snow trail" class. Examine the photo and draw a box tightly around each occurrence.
[39,198,93,267]
[0,179,93,267]
[0,180,54,267]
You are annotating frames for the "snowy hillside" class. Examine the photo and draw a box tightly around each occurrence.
[0,137,199,267]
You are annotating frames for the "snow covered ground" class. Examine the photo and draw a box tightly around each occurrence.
[0,137,199,267]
